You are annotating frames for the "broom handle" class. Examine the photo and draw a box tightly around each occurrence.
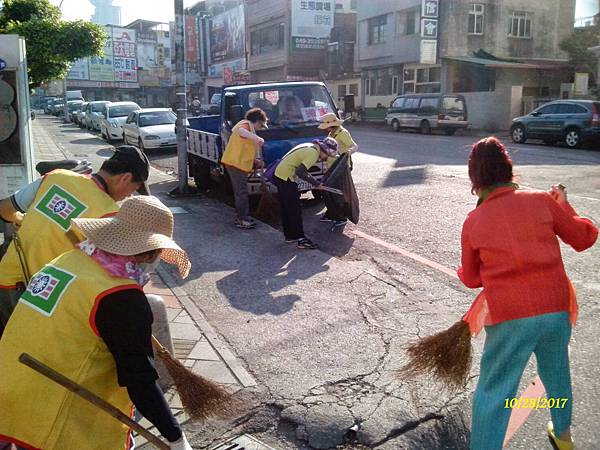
[18,353,170,450]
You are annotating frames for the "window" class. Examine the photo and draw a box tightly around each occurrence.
[368,15,387,45]
[508,11,532,38]
[349,83,359,95]
[404,66,441,94]
[468,4,484,35]
[405,98,420,109]
[392,76,399,94]
[392,97,405,108]
[556,104,588,114]
[442,97,465,112]
[365,78,372,96]
[537,105,559,115]
[406,10,417,35]
[337,84,347,98]
[251,24,285,55]
[419,97,438,111]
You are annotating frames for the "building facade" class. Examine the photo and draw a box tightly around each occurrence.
[356,0,576,127]
[90,0,121,26]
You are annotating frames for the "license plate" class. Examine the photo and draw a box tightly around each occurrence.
[297,180,311,191]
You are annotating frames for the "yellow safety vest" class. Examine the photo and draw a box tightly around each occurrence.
[0,170,118,288]
[221,120,258,173]
[0,249,142,450]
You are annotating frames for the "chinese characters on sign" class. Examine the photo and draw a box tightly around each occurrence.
[299,1,332,10]
[420,40,437,65]
[421,19,438,38]
[291,0,334,51]
[292,37,329,50]
[421,0,439,18]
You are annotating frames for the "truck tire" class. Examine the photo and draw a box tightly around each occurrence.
[190,156,211,190]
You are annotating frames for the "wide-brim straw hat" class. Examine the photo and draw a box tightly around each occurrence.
[72,196,191,278]
[318,112,344,129]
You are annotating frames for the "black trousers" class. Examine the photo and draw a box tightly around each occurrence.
[274,176,304,240]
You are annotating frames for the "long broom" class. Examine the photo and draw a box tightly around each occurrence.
[398,319,473,392]
[151,336,242,421]
[254,145,279,221]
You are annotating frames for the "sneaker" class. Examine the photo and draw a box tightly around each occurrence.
[319,214,332,222]
[297,237,319,249]
[235,219,256,229]
[333,219,347,228]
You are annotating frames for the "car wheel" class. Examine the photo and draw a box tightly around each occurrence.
[419,120,431,135]
[445,128,457,136]
[105,130,112,144]
[511,124,527,144]
[138,138,146,153]
[391,119,400,132]
[564,128,581,149]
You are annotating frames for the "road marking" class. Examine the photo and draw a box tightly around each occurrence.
[349,227,546,446]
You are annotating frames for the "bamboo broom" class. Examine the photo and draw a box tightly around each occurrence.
[151,336,242,421]
[254,144,279,221]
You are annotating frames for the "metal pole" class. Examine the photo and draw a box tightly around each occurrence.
[60,0,69,123]
[172,0,190,194]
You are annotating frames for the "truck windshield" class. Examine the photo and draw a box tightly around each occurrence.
[139,111,176,127]
[242,85,336,128]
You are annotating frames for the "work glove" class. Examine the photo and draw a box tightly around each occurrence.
[169,432,192,450]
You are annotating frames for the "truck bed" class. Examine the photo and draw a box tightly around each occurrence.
[187,115,221,163]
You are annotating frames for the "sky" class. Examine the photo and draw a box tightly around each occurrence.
[50,0,599,26]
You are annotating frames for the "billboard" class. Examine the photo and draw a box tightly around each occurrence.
[112,27,137,82]
[89,26,114,81]
[291,0,334,51]
[67,58,89,80]
[210,5,245,63]
[185,15,199,67]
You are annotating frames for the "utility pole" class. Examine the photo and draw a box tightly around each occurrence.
[171,0,190,195]
[59,0,70,123]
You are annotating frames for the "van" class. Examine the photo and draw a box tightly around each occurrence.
[385,94,468,135]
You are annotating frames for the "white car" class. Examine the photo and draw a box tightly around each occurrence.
[122,108,178,152]
[84,101,110,131]
[99,102,141,144]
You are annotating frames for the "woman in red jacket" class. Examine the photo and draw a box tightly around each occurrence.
[458,137,597,450]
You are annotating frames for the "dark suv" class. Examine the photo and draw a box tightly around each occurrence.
[510,100,600,148]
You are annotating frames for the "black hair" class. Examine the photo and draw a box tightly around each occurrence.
[100,159,143,182]
[245,108,268,123]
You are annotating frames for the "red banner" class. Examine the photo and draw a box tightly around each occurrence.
[185,15,199,67]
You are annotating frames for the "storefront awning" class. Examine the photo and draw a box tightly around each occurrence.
[443,56,567,70]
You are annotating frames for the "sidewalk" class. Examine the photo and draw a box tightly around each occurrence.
[31,117,257,448]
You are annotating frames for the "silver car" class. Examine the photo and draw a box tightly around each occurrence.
[99,102,141,144]
[84,101,110,131]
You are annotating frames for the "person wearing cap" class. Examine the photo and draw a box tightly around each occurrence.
[318,113,359,228]
[221,108,268,229]
[318,112,358,170]
[0,145,150,338]
[273,138,338,249]
[0,196,193,450]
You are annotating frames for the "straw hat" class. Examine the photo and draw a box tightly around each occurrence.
[318,112,344,130]
[71,196,191,278]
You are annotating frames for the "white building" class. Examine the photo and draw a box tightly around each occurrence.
[90,0,122,26]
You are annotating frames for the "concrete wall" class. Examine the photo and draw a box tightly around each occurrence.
[440,0,575,60]
[458,85,523,131]
[247,0,288,73]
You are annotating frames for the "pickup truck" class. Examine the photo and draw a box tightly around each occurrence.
[187,81,339,195]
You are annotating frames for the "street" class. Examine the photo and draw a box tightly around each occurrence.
[35,116,600,449]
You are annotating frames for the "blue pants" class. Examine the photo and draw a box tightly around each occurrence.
[471,312,572,450]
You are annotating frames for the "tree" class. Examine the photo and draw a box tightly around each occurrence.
[0,0,107,88]
[560,22,600,87]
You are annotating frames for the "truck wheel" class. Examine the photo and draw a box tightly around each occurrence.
[190,156,211,190]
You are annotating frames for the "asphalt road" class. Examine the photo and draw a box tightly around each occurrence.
[38,116,600,449]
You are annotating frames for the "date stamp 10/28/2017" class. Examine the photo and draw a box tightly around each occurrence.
[504,397,568,410]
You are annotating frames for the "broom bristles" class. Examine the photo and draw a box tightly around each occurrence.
[153,345,243,421]
[398,320,472,391]
[254,190,279,221]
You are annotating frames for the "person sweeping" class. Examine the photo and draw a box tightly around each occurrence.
[401,137,597,450]
[318,113,359,227]
[0,196,195,450]
[221,108,268,229]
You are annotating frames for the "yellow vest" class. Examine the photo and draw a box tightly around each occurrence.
[221,120,258,173]
[327,127,354,169]
[274,144,320,182]
[0,249,142,450]
[0,170,118,288]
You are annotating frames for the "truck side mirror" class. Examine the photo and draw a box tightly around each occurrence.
[230,105,243,124]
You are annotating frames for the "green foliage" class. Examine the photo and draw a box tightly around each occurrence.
[560,24,600,86]
[0,0,107,88]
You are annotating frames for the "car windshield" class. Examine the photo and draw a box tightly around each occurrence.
[240,85,336,128]
[110,105,139,118]
[139,111,176,127]
[92,103,108,112]
[68,103,83,112]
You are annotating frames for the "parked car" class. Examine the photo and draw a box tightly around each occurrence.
[99,102,141,144]
[49,99,64,116]
[122,108,178,152]
[67,100,84,123]
[385,93,468,135]
[74,102,88,126]
[510,100,600,149]
[84,101,111,131]
[43,97,60,114]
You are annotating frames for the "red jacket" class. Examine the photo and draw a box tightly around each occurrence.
[458,187,598,325]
